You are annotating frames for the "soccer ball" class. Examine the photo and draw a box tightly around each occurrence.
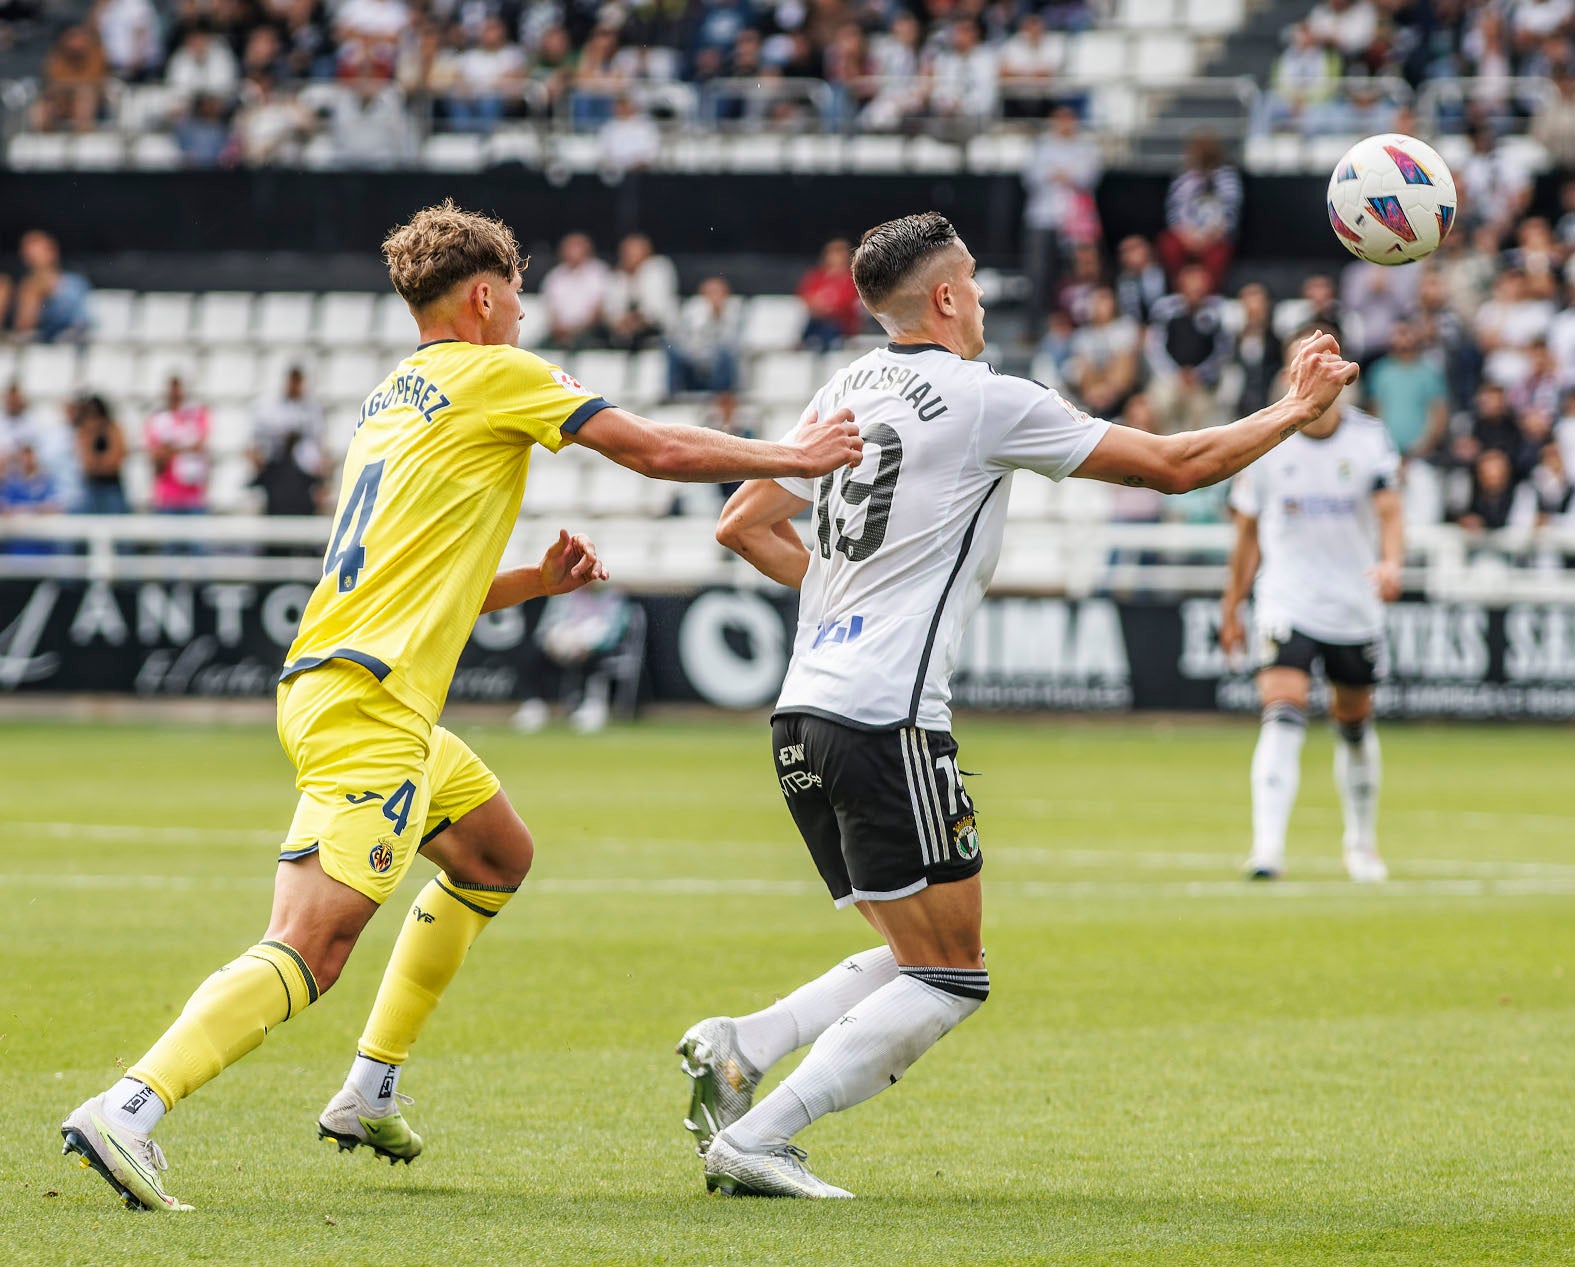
[1326,133,1457,265]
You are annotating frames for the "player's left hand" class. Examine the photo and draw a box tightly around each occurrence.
[1369,560,1402,603]
[540,528,610,595]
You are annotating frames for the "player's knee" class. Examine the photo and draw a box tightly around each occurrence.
[264,926,358,994]
[900,964,990,1005]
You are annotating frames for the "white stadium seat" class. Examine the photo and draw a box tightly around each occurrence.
[567,350,628,402]
[625,348,668,406]
[82,342,138,393]
[209,404,255,456]
[135,293,195,343]
[134,345,200,398]
[581,462,650,515]
[847,135,907,172]
[726,134,786,173]
[90,291,138,341]
[486,130,543,167]
[129,132,181,170]
[317,293,378,347]
[1067,31,1130,78]
[121,452,153,509]
[520,454,587,514]
[967,133,1033,173]
[1118,0,1176,26]
[198,347,262,402]
[785,135,845,173]
[194,292,255,345]
[324,406,362,456]
[207,454,259,513]
[742,296,809,353]
[749,350,819,403]
[550,135,602,172]
[17,344,81,403]
[7,133,70,170]
[516,295,548,350]
[258,348,320,397]
[375,292,418,348]
[422,134,485,171]
[256,293,318,345]
[1184,0,1246,33]
[908,137,962,172]
[1133,32,1196,79]
[69,133,125,169]
[322,349,383,403]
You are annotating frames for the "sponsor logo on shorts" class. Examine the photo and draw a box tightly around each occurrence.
[779,769,823,795]
[369,840,395,874]
[952,814,980,861]
[345,790,384,805]
[777,743,805,766]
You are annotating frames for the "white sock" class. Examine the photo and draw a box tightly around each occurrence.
[1250,701,1306,867]
[723,967,987,1152]
[102,1077,166,1133]
[1334,719,1381,852]
[348,1053,401,1107]
[731,945,898,1076]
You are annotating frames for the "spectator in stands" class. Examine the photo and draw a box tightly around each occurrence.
[1,231,94,344]
[927,19,999,127]
[1055,241,1105,327]
[330,79,414,167]
[1531,61,1575,166]
[667,275,744,397]
[1066,286,1140,417]
[1340,258,1422,361]
[998,11,1064,117]
[1456,448,1522,532]
[823,22,877,128]
[31,24,110,133]
[1145,263,1231,433]
[1505,216,1563,301]
[334,0,409,80]
[600,95,661,172]
[166,24,240,106]
[1451,382,1528,482]
[861,11,925,131]
[252,365,325,465]
[1265,22,1341,131]
[1531,442,1574,523]
[95,0,163,83]
[1229,282,1282,418]
[72,393,129,515]
[446,16,525,135]
[1033,309,1077,386]
[1306,0,1379,67]
[797,239,863,351]
[1366,320,1449,460]
[1114,235,1166,325]
[144,376,211,516]
[174,93,235,167]
[602,233,678,352]
[1476,268,1555,388]
[1300,273,1343,331]
[1304,74,1398,137]
[1,381,39,459]
[542,233,610,349]
[1511,339,1562,418]
[2,444,63,553]
[570,25,625,130]
[1156,132,1242,292]
[233,72,315,164]
[241,25,292,83]
[1458,123,1533,243]
[1021,105,1103,341]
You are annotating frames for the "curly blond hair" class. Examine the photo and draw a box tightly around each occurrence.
[382,199,523,310]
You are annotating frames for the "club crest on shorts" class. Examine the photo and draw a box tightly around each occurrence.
[369,840,396,874]
[952,814,980,861]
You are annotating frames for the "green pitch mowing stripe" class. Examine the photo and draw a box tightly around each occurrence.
[0,717,1572,1265]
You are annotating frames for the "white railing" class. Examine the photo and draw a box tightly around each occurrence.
[2,513,1572,602]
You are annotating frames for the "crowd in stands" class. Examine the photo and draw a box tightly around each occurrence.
[22,0,1103,158]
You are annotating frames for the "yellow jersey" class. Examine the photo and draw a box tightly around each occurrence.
[282,338,610,723]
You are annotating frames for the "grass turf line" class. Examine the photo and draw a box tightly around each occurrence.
[0,717,1571,1265]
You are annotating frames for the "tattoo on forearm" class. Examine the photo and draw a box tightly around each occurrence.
[1122,475,1146,487]
[1278,424,1301,440]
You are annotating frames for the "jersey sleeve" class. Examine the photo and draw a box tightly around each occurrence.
[1372,431,1401,492]
[773,400,820,501]
[1227,465,1259,517]
[982,374,1111,481]
[485,348,614,452]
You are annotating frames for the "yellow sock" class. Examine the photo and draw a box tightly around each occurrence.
[357,874,514,1066]
[130,940,318,1110]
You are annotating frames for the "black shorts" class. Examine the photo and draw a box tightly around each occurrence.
[771,712,983,909]
[1255,623,1382,688]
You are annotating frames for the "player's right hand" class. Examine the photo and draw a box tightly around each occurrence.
[1286,330,1359,415]
[792,408,863,476]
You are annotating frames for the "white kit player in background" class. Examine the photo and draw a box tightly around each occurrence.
[672,212,1361,1200]
[1220,325,1405,884]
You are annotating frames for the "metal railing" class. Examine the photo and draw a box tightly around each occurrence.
[2,514,1572,602]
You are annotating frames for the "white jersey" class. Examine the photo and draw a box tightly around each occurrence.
[1228,407,1399,643]
[775,342,1110,730]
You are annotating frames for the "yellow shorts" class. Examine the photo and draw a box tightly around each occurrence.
[275,662,501,904]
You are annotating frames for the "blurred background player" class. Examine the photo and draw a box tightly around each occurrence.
[1220,325,1405,884]
[58,200,863,1214]
[676,212,1358,1200]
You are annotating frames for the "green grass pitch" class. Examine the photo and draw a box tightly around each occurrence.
[1,715,1572,1265]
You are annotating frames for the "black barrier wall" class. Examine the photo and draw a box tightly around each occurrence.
[5,580,1575,719]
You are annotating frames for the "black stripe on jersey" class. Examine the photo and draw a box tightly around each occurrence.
[771,705,909,733]
[885,342,952,356]
[906,478,1003,725]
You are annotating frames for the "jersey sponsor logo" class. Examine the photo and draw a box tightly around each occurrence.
[550,368,586,394]
[1282,494,1359,518]
[369,840,396,874]
[810,615,865,648]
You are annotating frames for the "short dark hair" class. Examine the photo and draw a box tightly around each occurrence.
[851,212,960,310]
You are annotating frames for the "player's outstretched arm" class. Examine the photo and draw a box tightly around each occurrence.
[479,529,609,614]
[1370,487,1405,602]
[1219,511,1260,658]
[716,480,814,589]
[1073,333,1358,494]
[572,406,862,483]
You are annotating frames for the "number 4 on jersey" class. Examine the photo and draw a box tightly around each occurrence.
[324,459,385,592]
